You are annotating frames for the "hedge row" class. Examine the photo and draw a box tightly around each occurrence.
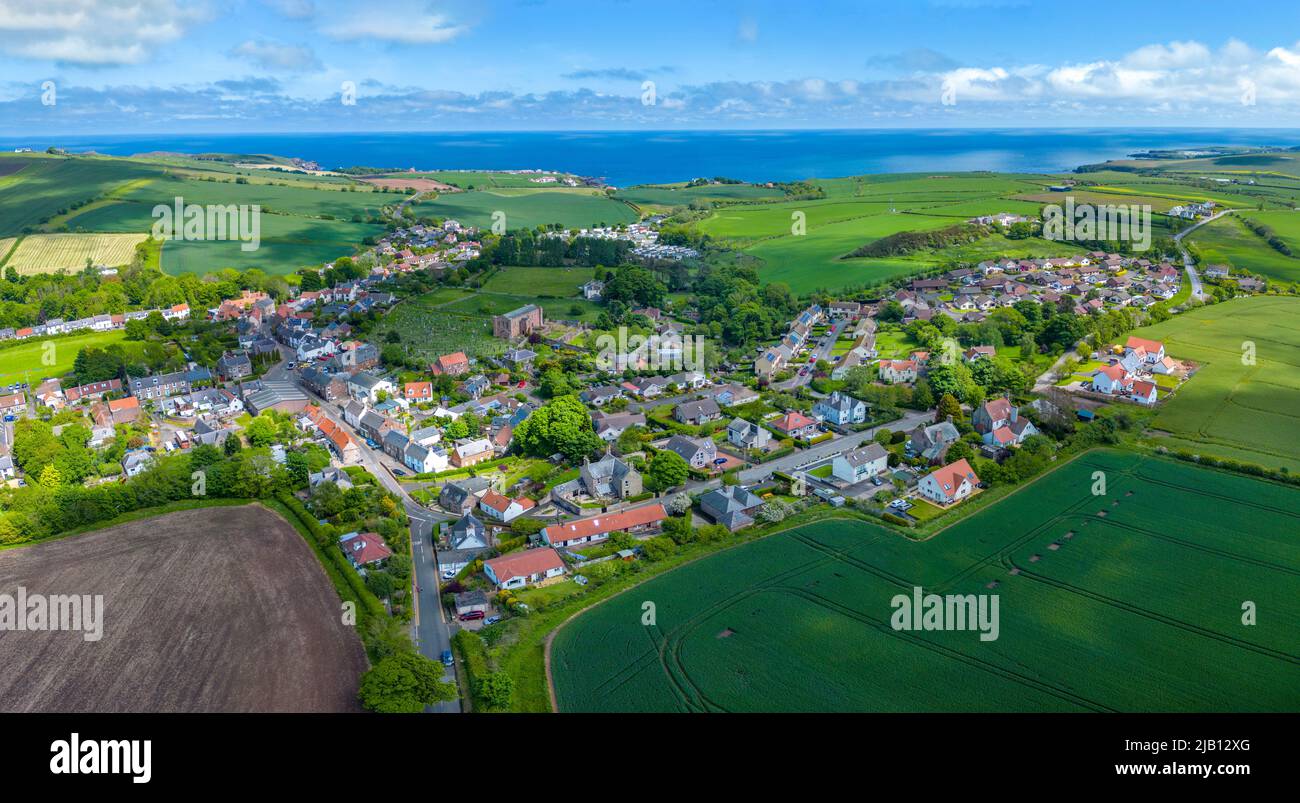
[274,493,386,622]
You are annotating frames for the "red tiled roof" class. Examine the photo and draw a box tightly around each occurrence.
[543,504,667,545]
[485,548,564,583]
[1125,336,1163,354]
[926,458,980,500]
[342,533,392,565]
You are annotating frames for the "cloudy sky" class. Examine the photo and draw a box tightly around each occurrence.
[3,0,1300,133]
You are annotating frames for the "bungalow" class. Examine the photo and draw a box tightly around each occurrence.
[541,503,667,549]
[709,384,760,407]
[581,385,625,407]
[771,411,819,441]
[309,466,353,491]
[339,531,393,570]
[917,458,981,507]
[831,443,889,484]
[963,345,997,363]
[121,450,153,478]
[675,398,721,426]
[812,391,867,426]
[483,548,566,590]
[622,376,668,399]
[878,359,918,384]
[662,434,717,470]
[592,410,645,442]
[727,417,772,451]
[699,486,765,531]
[106,396,141,425]
[478,490,536,523]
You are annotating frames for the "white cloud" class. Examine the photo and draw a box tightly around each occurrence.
[230,39,321,72]
[321,6,468,44]
[0,0,209,65]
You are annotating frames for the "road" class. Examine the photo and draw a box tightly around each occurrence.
[773,319,847,390]
[272,347,460,712]
[736,407,932,484]
[1173,207,1235,302]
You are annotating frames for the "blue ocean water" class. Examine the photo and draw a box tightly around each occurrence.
[3,129,1297,186]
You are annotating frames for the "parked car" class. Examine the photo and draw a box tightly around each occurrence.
[871,476,883,486]
[459,610,485,621]
[484,615,501,626]
[440,650,454,667]
[392,468,406,476]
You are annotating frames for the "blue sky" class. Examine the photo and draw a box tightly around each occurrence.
[3,0,1300,133]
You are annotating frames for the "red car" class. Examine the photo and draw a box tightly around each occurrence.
[517,380,527,388]
[459,610,485,621]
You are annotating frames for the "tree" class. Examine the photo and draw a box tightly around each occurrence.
[646,449,689,492]
[935,393,963,424]
[475,671,515,709]
[357,652,458,713]
[512,395,601,461]
[244,415,278,447]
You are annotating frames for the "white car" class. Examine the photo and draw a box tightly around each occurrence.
[441,569,456,581]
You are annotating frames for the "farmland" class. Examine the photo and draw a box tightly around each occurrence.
[1186,214,1300,282]
[3,233,148,275]
[0,329,127,386]
[1127,296,1300,472]
[0,505,368,712]
[0,155,163,237]
[412,189,637,231]
[552,450,1299,712]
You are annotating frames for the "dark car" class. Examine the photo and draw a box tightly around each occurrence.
[440,650,454,667]
[392,468,406,476]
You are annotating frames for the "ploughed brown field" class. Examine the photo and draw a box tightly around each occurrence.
[0,505,368,712]
[358,177,458,192]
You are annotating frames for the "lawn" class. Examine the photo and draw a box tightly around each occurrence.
[551,450,1299,712]
[481,266,593,298]
[0,329,127,386]
[1129,296,1300,472]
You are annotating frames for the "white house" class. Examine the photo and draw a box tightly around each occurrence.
[831,443,889,484]
[478,490,535,523]
[917,458,981,507]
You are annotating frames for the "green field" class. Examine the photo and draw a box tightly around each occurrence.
[0,330,127,386]
[412,189,637,231]
[552,451,1300,712]
[1128,296,1300,472]
[616,183,784,210]
[0,155,162,237]
[480,266,593,297]
[1188,214,1300,282]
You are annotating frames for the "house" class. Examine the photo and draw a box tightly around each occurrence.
[907,421,960,464]
[754,345,791,380]
[449,512,489,550]
[129,370,190,400]
[831,443,889,484]
[1091,364,1133,395]
[699,486,765,531]
[440,477,492,515]
[404,381,433,402]
[478,490,536,523]
[972,397,1038,449]
[403,442,448,474]
[662,435,717,470]
[727,417,772,451]
[300,366,347,402]
[121,450,153,478]
[623,376,668,399]
[309,466,353,491]
[348,372,394,404]
[1124,336,1166,364]
[500,348,537,370]
[581,385,625,407]
[579,451,643,499]
[674,398,721,426]
[483,547,565,589]
[339,531,393,570]
[812,391,867,426]
[710,384,760,407]
[541,504,668,549]
[878,359,918,384]
[216,351,253,381]
[1130,380,1158,406]
[592,411,645,442]
[451,438,494,468]
[463,374,491,399]
[0,392,26,418]
[963,345,997,363]
[431,351,470,377]
[63,379,122,403]
[106,396,141,425]
[918,458,981,506]
[581,280,604,300]
[770,411,819,441]
[492,304,544,339]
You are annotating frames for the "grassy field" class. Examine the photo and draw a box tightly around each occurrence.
[413,189,637,231]
[616,182,784,211]
[552,450,1300,712]
[1128,296,1300,472]
[1187,214,1300,282]
[480,266,593,297]
[0,330,128,386]
[0,154,163,237]
[4,233,147,275]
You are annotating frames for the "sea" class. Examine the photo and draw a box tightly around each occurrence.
[3,128,1298,186]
